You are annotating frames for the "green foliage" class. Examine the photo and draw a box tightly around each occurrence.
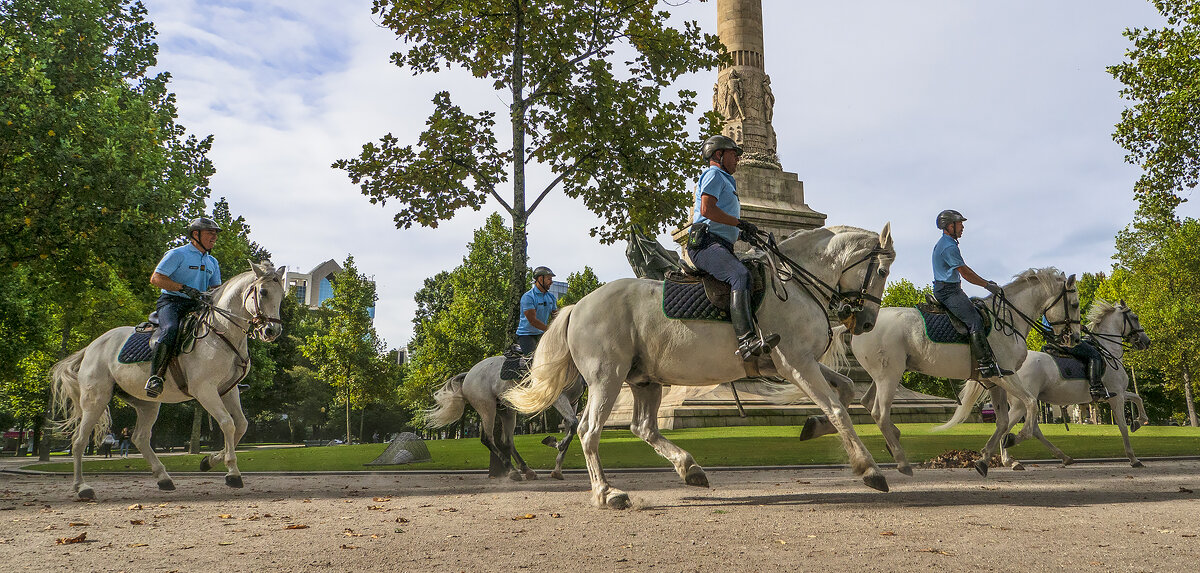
[880,279,930,308]
[1108,0,1200,216]
[0,0,214,278]
[557,266,605,306]
[878,279,956,398]
[403,214,513,412]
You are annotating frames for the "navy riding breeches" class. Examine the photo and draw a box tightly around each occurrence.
[689,236,750,291]
[153,294,200,350]
[932,280,984,333]
[516,334,541,355]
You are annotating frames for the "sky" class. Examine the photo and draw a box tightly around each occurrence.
[140,0,1184,349]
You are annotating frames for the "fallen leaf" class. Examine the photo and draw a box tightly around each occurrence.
[218,514,233,519]
[343,529,363,537]
[512,514,536,520]
[56,532,86,545]
[440,508,458,513]
[127,542,148,548]
[157,503,169,508]
[1179,487,1194,494]
[918,548,955,556]
[1182,534,1196,538]
[372,497,391,502]
[129,520,144,525]
[367,505,385,511]
[218,541,233,546]
[394,517,409,524]
[776,539,787,545]
[284,524,309,530]
[128,504,143,511]
[394,528,404,533]
[43,525,57,531]
[550,513,562,518]
[880,531,896,536]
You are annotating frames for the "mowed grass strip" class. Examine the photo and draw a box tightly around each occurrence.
[24,423,1200,473]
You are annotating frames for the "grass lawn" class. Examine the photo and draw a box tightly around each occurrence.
[23,423,1200,473]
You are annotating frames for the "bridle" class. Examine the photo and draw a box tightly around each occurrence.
[195,277,283,340]
[1085,307,1148,353]
[990,278,1079,345]
[745,230,890,322]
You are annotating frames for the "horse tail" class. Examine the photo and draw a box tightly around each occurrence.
[932,380,988,431]
[505,305,578,414]
[820,325,850,372]
[424,373,468,428]
[50,349,86,436]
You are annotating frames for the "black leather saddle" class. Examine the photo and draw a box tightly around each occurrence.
[1041,342,1103,381]
[500,345,531,381]
[661,256,767,321]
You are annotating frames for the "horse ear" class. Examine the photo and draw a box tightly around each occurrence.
[250,260,266,278]
[879,222,893,249]
[1120,299,1126,307]
[1067,273,1076,287]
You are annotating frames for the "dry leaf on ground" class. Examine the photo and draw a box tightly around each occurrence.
[512,514,536,520]
[284,524,309,530]
[56,532,86,545]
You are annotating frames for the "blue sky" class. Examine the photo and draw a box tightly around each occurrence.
[142,0,1183,348]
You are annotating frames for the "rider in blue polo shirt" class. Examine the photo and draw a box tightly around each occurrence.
[932,209,1011,379]
[144,217,223,397]
[688,134,779,362]
[516,266,558,354]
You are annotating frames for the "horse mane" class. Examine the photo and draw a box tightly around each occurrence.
[1086,298,1118,329]
[209,261,277,300]
[781,225,887,267]
[1008,267,1064,298]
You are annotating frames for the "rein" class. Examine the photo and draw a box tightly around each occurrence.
[1082,308,1145,368]
[744,230,888,322]
[987,280,1078,347]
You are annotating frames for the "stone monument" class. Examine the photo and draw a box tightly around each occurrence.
[608,0,960,429]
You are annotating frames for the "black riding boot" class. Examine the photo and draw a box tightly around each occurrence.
[1088,357,1114,400]
[145,342,171,398]
[731,289,780,361]
[970,331,1013,379]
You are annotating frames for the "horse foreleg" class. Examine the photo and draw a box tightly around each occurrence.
[869,376,910,476]
[779,356,887,492]
[547,395,579,480]
[992,388,1022,470]
[799,366,860,442]
[1126,392,1150,432]
[993,373,1038,445]
[628,383,707,488]
[191,389,243,488]
[1109,395,1143,467]
[126,398,173,490]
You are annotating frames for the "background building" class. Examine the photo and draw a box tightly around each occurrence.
[286,259,375,318]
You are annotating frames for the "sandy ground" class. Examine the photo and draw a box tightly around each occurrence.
[1,461,1198,572]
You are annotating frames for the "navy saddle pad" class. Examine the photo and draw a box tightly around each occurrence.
[919,309,993,344]
[1049,354,1089,380]
[500,354,530,381]
[118,330,155,364]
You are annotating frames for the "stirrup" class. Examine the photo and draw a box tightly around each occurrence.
[976,363,1013,379]
[1090,387,1116,400]
[145,375,164,398]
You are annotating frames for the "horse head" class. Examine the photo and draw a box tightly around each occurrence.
[1116,300,1151,350]
[1005,268,1081,346]
[245,260,288,341]
[835,222,895,335]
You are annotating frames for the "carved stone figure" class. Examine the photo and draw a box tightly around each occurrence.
[725,71,745,120]
[762,75,775,123]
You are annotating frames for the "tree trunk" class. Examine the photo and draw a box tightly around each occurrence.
[359,405,365,443]
[1183,360,1198,427]
[506,1,528,343]
[345,381,352,445]
[189,404,204,454]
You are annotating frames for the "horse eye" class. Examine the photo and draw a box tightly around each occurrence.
[878,268,887,277]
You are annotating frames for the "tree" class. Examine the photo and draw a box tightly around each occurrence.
[1111,219,1200,426]
[879,278,930,309]
[557,266,605,306]
[402,214,514,413]
[410,271,454,350]
[300,256,390,444]
[335,0,722,337]
[1108,0,1200,218]
[874,279,959,399]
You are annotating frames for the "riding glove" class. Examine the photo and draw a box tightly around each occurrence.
[984,281,1003,296]
[736,219,759,238]
[180,286,208,302]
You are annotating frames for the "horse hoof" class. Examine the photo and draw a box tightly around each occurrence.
[225,475,243,488]
[897,465,914,477]
[799,416,824,441]
[199,457,212,472]
[541,435,558,447]
[1001,433,1017,448]
[157,479,176,491]
[862,473,889,492]
[606,492,631,510]
[975,460,989,477]
[1131,461,1144,468]
[1061,458,1075,466]
[684,467,710,488]
[523,470,539,481]
[508,471,525,482]
[76,487,95,501]
[550,471,564,481]
[1131,420,1142,432]
[1010,463,1026,471]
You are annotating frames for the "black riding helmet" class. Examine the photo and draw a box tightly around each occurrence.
[935,209,967,230]
[701,134,743,162]
[532,266,555,279]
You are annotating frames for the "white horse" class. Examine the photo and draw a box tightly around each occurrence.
[813,268,1081,477]
[50,261,287,500]
[425,355,585,481]
[506,224,896,509]
[946,299,1151,469]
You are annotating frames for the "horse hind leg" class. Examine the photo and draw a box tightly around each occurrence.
[628,382,707,488]
[70,399,112,500]
[547,395,580,480]
[499,408,537,480]
[478,404,520,481]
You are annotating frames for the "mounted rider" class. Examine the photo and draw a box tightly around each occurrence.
[144,217,222,398]
[516,266,558,355]
[689,134,779,362]
[1041,316,1115,400]
[931,209,1012,379]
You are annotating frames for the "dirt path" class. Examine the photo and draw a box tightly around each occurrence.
[2,461,1198,572]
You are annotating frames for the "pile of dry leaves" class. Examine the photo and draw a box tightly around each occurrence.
[918,449,1003,469]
